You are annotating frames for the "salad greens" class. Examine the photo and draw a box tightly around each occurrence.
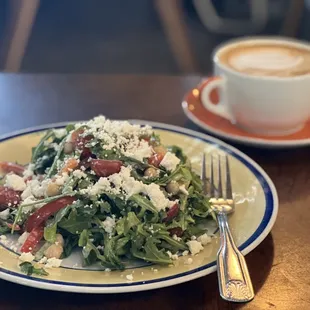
[2,117,215,271]
[19,262,49,276]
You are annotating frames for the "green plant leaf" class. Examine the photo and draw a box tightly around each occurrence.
[58,209,91,234]
[44,204,72,243]
[128,194,158,214]
[19,262,49,276]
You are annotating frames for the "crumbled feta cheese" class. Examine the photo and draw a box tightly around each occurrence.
[102,217,116,234]
[144,183,174,211]
[126,274,134,281]
[55,173,69,186]
[50,143,60,151]
[72,169,87,179]
[191,235,197,240]
[39,256,48,264]
[86,177,112,196]
[83,166,176,211]
[21,185,32,200]
[30,179,49,198]
[45,257,62,268]
[197,233,212,246]
[185,258,193,265]
[0,235,7,242]
[21,196,39,213]
[0,209,10,220]
[10,245,18,252]
[167,251,179,260]
[160,152,180,171]
[5,174,26,191]
[18,232,29,245]
[172,234,182,242]
[76,116,152,163]
[182,250,189,256]
[23,164,35,179]
[187,240,204,255]
[179,185,189,195]
[124,139,153,162]
[54,128,67,139]
[105,268,111,272]
[19,252,35,262]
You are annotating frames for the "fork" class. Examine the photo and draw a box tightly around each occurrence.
[202,153,254,303]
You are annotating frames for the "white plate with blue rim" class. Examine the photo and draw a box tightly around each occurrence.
[0,120,278,293]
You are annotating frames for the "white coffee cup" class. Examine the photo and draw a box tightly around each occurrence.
[201,37,310,136]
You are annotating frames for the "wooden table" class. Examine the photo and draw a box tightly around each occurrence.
[0,74,309,310]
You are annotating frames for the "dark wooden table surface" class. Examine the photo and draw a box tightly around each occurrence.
[0,74,309,310]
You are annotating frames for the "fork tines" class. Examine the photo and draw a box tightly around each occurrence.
[201,153,233,200]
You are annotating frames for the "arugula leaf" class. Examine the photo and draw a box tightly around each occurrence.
[90,146,121,160]
[19,262,49,276]
[115,236,130,256]
[62,234,78,258]
[189,192,212,218]
[159,235,187,251]
[58,209,91,234]
[33,148,57,175]
[136,223,150,238]
[102,194,126,215]
[103,235,123,269]
[31,130,54,163]
[190,171,203,192]
[80,231,123,269]
[124,212,140,234]
[44,204,72,242]
[97,201,111,214]
[177,210,195,231]
[45,138,67,178]
[128,194,158,214]
[184,224,207,238]
[115,217,125,235]
[156,165,192,186]
[66,124,75,132]
[115,212,140,236]
[78,229,89,247]
[131,237,172,264]
[0,225,10,235]
[44,224,57,243]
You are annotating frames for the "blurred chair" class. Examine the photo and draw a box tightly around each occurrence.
[2,0,199,73]
[154,0,199,73]
[193,0,304,36]
[3,0,40,72]
[193,0,269,35]
[2,0,305,73]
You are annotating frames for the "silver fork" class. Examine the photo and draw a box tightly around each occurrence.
[202,153,254,303]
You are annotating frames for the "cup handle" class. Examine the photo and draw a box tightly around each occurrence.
[201,77,233,121]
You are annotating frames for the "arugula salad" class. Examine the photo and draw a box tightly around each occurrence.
[0,116,214,273]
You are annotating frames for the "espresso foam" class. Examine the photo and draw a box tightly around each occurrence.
[219,43,310,77]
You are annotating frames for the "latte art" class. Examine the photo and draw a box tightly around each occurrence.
[219,43,310,77]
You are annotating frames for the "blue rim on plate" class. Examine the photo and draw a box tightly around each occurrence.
[0,121,278,293]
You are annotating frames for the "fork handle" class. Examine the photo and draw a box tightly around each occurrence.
[217,212,254,302]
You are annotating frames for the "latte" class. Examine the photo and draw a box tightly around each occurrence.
[218,43,310,78]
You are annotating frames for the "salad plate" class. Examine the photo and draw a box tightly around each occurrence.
[0,118,278,293]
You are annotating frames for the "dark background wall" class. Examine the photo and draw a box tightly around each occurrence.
[0,0,309,74]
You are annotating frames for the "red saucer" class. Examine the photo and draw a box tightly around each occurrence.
[182,79,310,147]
